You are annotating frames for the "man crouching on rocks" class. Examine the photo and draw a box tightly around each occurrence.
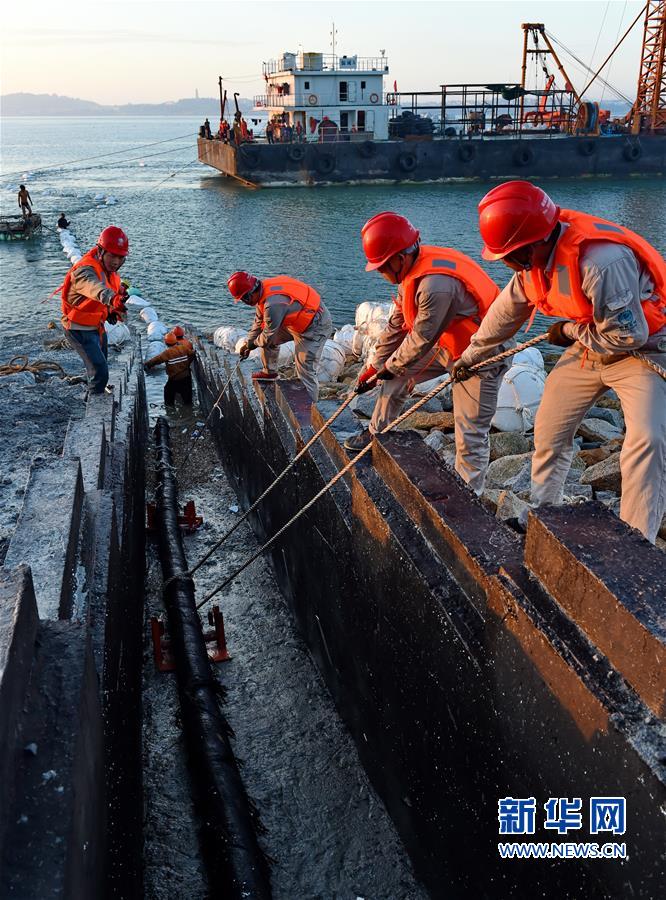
[345,211,508,496]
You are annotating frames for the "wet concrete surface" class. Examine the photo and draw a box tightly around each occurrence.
[142,400,426,899]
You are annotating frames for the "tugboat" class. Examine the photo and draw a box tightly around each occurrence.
[198,10,666,187]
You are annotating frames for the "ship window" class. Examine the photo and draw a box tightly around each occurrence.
[358,111,366,131]
[304,81,310,89]
[339,81,348,101]
[361,81,366,89]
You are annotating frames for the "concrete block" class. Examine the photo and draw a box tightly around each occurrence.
[62,417,107,493]
[85,390,116,443]
[4,459,84,620]
[0,566,39,860]
[0,621,105,899]
[373,431,522,613]
[524,504,666,717]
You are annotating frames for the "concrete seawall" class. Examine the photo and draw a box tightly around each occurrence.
[194,341,666,899]
[0,343,147,899]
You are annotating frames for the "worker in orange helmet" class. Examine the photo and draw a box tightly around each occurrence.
[227,270,332,401]
[59,225,129,394]
[346,211,507,496]
[452,180,666,542]
[144,331,196,407]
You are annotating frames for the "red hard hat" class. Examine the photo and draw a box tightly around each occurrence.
[98,225,129,257]
[478,181,560,261]
[172,325,185,338]
[227,270,259,301]
[165,332,177,346]
[361,212,420,271]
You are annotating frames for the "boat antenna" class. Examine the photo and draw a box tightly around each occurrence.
[330,21,337,60]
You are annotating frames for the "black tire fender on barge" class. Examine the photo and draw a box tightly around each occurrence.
[287,144,306,162]
[239,145,260,170]
[358,140,377,159]
[623,142,642,162]
[578,139,597,157]
[513,145,534,167]
[458,143,476,163]
[315,153,335,175]
[398,151,418,173]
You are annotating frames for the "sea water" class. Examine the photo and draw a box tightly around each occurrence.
[1,116,665,340]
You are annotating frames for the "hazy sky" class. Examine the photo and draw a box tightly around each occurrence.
[1,1,646,105]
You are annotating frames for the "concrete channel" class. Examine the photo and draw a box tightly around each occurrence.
[0,331,664,898]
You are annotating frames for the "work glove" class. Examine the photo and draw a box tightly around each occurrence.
[375,367,394,381]
[110,293,127,321]
[107,311,119,325]
[546,320,575,347]
[355,365,378,394]
[451,359,474,382]
[238,340,255,360]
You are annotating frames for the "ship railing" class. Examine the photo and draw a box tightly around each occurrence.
[387,83,578,138]
[251,130,377,144]
[254,93,389,108]
[262,54,389,76]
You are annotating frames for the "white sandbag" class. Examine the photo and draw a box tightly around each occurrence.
[491,363,547,433]
[140,306,159,324]
[147,320,170,339]
[351,328,366,358]
[512,347,545,369]
[317,340,346,382]
[94,193,105,201]
[241,339,295,367]
[104,321,131,347]
[69,253,82,264]
[145,341,166,365]
[126,296,150,308]
[105,196,118,205]
[333,324,355,354]
[214,325,247,352]
[353,301,393,360]
[354,300,393,331]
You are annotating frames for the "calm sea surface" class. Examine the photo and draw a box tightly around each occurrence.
[1,116,665,340]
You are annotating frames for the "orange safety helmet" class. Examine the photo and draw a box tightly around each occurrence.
[98,225,129,257]
[361,212,420,271]
[478,181,560,261]
[227,270,260,302]
[165,333,177,346]
[172,325,185,338]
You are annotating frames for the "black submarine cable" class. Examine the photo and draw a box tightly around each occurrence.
[153,417,272,900]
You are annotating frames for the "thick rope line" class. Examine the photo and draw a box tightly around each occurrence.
[193,332,551,608]
[0,355,66,378]
[630,350,666,380]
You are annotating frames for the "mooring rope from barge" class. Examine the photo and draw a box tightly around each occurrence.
[192,332,556,609]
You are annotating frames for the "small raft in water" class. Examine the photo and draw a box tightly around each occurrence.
[0,213,42,241]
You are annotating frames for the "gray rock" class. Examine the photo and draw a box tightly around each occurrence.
[495,490,529,522]
[424,430,455,454]
[0,372,36,387]
[562,484,594,500]
[486,452,533,490]
[349,391,378,418]
[580,453,622,493]
[587,406,624,429]
[577,418,623,443]
[403,395,444,414]
[489,432,532,461]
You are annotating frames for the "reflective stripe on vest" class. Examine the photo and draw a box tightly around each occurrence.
[399,245,500,360]
[257,276,321,334]
[60,248,120,329]
[520,210,666,335]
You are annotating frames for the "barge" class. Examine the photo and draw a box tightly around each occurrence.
[198,15,666,187]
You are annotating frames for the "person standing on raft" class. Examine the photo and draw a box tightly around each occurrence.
[452,180,666,543]
[227,270,333,402]
[58,226,129,395]
[344,212,506,496]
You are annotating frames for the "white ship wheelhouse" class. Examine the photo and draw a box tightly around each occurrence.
[254,51,390,141]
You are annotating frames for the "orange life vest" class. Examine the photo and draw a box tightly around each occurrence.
[59,248,121,329]
[258,276,321,334]
[398,245,500,360]
[520,210,666,335]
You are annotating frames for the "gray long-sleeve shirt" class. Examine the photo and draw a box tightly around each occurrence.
[62,261,118,331]
[459,234,664,367]
[247,294,329,348]
[370,274,479,375]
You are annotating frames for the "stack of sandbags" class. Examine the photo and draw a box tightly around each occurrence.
[317,340,346,382]
[491,347,547,433]
[214,325,247,352]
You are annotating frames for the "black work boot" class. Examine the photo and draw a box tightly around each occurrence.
[343,429,373,451]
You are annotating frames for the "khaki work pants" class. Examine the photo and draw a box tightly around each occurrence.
[261,307,333,402]
[532,344,666,543]
[369,350,507,494]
